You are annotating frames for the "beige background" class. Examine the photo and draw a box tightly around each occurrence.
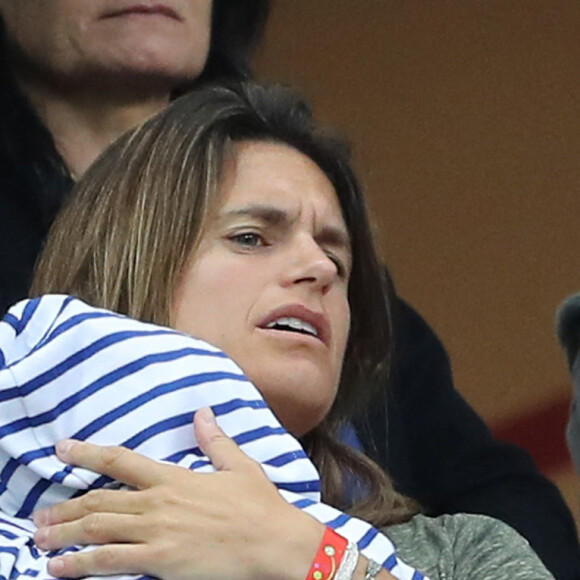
[253,0,580,525]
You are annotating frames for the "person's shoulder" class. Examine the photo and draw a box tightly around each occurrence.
[384,513,554,580]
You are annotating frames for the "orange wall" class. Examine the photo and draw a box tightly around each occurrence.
[254,0,580,523]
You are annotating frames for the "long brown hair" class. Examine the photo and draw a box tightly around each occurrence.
[32,81,419,526]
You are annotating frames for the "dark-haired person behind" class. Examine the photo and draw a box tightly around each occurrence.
[0,2,577,578]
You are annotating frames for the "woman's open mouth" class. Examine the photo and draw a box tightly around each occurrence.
[258,305,330,346]
[265,316,319,338]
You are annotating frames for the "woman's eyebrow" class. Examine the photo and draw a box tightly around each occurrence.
[219,204,288,226]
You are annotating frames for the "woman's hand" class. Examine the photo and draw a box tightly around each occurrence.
[33,407,325,580]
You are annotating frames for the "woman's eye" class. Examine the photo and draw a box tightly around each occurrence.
[230,232,264,247]
[327,253,348,278]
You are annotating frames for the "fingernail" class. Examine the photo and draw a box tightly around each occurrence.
[48,557,65,575]
[34,527,48,546]
[33,508,49,526]
[197,407,216,424]
[55,439,75,456]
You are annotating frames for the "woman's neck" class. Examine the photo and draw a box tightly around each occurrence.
[20,81,170,178]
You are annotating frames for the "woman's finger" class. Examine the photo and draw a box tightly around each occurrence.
[48,544,146,579]
[35,513,144,550]
[33,488,145,527]
[194,407,265,475]
[55,439,173,489]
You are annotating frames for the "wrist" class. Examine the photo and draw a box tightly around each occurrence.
[307,527,349,580]
[257,510,326,580]
[304,530,392,580]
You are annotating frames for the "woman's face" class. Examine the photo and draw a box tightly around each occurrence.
[0,0,211,90]
[173,141,352,437]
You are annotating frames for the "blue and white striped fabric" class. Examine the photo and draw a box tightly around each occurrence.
[0,295,426,580]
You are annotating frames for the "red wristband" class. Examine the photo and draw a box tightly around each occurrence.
[307,527,348,580]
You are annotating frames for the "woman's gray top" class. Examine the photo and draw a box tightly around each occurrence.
[385,513,554,580]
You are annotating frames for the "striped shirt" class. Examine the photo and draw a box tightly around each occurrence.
[0,295,426,580]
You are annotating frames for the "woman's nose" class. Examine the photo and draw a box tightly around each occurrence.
[281,237,338,291]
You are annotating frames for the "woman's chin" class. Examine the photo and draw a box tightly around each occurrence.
[248,367,338,437]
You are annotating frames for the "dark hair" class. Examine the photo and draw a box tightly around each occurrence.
[199,0,271,83]
[33,80,419,526]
